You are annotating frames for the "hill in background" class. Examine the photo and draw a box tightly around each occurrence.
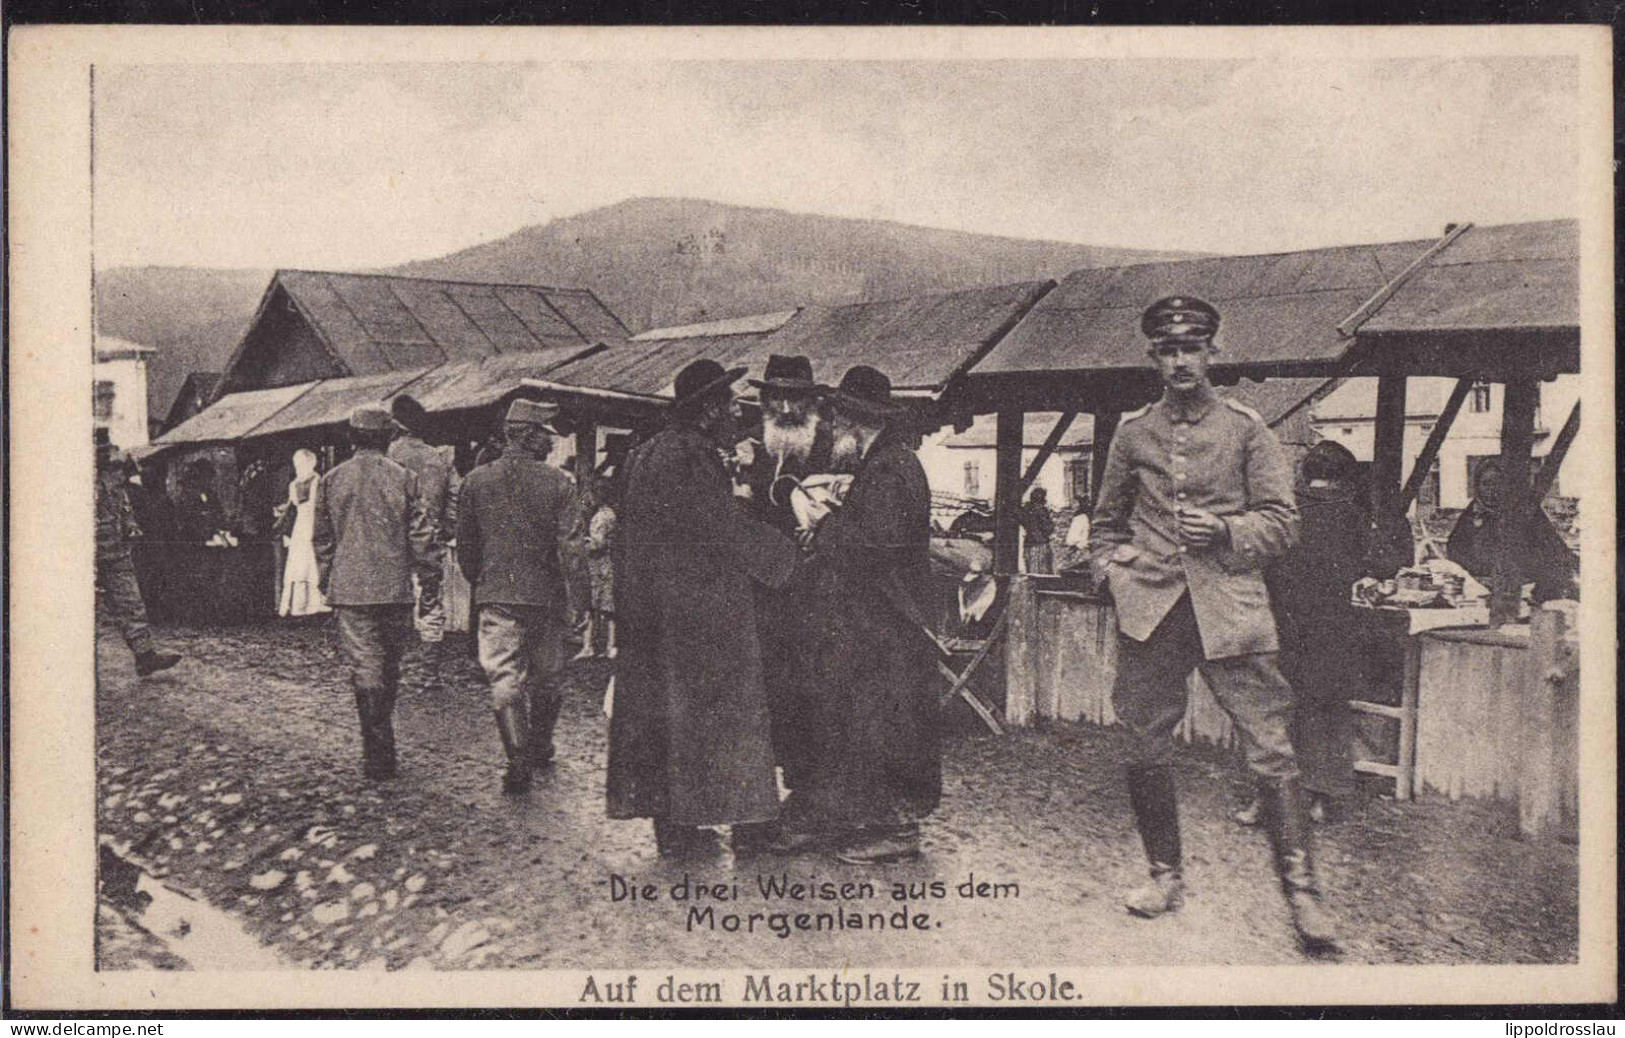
[97,197,1196,422]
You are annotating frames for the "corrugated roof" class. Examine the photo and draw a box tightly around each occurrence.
[268,270,625,375]
[972,240,1431,379]
[737,280,1054,393]
[1360,220,1578,334]
[156,382,318,446]
[630,311,800,342]
[1221,377,1337,428]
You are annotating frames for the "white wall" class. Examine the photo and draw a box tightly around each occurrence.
[917,432,1086,509]
[1311,375,1580,508]
[93,354,152,449]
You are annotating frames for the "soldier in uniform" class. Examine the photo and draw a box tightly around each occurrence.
[312,405,442,780]
[96,439,182,677]
[456,399,577,794]
[1089,296,1335,949]
[388,395,459,646]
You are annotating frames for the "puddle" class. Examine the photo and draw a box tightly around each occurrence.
[100,840,288,970]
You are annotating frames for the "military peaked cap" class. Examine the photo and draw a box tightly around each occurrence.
[1141,296,1220,339]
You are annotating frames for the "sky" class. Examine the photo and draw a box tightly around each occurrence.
[93,56,1582,270]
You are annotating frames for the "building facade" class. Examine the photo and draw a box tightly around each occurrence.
[94,336,157,449]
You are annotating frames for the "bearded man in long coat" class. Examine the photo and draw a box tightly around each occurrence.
[607,359,801,858]
[801,365,941,865]
[739,354,834,838]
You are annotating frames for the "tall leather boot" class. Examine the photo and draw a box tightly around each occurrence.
[494,704,532,794]
[528,683,563,770]
[1260,776,1338,950]
[1124,763,1185,917]
[369,686,399,780]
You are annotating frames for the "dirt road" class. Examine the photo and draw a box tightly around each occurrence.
[95,620,1578,971]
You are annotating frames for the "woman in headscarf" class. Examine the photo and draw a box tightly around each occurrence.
[278,448,331,618]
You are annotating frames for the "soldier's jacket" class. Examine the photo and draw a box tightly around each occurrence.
[95,470,140,557]
[312,449,441,607]
[387,434,458,542]
[455,452,576,609]
[1090,387,1299,659]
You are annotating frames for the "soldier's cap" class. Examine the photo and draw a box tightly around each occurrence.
[504,398,562,431]
[1141,296,1220,340]
[748,354,819,395]
[349,404,395,432]
[390,394,431,436]
[670,358,746,414]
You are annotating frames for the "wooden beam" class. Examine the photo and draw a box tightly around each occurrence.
[1090,410,1121,509]
[1018,411,1077,494]
[1532,401,1580,503]
[1337,222,1472,337]
[1370,376,1408,517]
[993,409,1024,575]
[1491,378,1539,626]
[1400,378,1473,508]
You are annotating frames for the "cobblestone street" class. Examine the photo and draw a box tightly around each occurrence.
[95,619,1579,972]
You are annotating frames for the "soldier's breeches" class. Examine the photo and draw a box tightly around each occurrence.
[97,551,154,657]
[477,604,563,712]
[413,573,445,643]
[335,605,414,691]
[1113,593,1298,778]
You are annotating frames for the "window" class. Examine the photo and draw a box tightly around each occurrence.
[1064,457,1091,505]
[93,380,115,421]
[963,459,981,498]
[1470,382,1492,413]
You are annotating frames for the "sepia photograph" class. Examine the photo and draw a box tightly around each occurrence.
[5,25,1616,1011]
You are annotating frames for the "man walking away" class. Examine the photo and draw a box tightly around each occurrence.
[96,439,182,677]
[313,406,441,780]
[457,399,577,794]
[1090,296,1335,951]
[388,395,458,647]
[607,359,800,859]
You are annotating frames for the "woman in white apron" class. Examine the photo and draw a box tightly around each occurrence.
[277,449,331,617]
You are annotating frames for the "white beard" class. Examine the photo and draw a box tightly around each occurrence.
[763,414,819,469]
[829,429,865,473]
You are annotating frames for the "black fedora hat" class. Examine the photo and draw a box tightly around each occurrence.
[747,354,819,394]
[825,365,908,419]
[671,358,746,413]
[390,394,431,436]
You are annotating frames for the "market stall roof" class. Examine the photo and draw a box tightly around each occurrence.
[217,269,628,396]
[533,310,798,404]
[248,368,435,438]
[965,220,1580,408]
[154,343,602,449]
[738,280,1055,395]
[156,381,320,447]
[1359,220,1578,335]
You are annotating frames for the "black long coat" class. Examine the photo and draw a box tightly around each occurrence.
[606,423,799,826]
[1266,482,1412,703]
[806,431,941,826]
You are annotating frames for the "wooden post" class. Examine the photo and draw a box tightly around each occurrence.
[573,420,598,486]
[1520,605,1574,838]
[993,409,1023,576]
[1090,409,1121,509]
[1019,411,1076,495]
[1397,637,1421,801]
[1003,574,1037,727]
[1491,379,1539,627]
[1532,401,1580,503]
[1371,375,1408,518]
[1400,378,1472,508]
